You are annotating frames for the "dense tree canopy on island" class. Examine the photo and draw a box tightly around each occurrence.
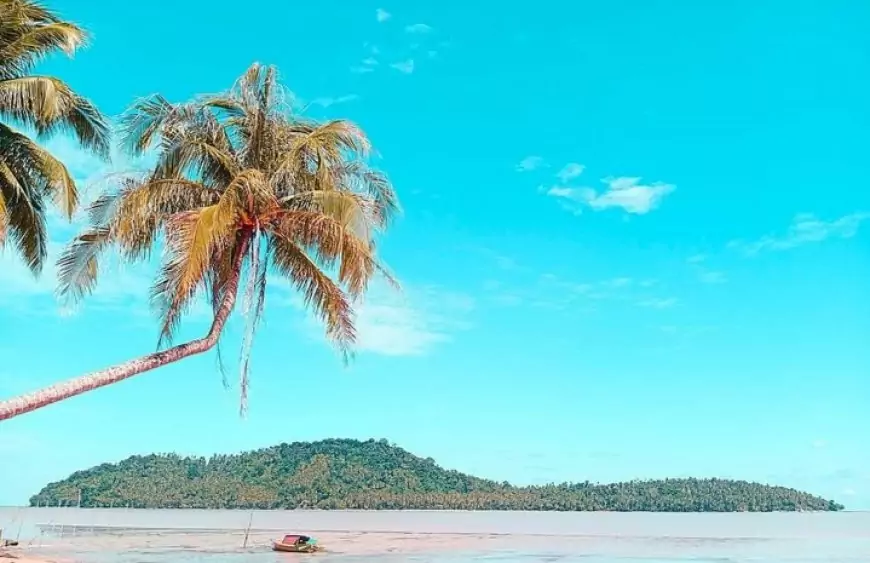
[31,439,843,512]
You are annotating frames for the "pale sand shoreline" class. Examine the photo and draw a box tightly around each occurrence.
[4,530,615,556]
[3,529,864,561]
[2,509,868,560]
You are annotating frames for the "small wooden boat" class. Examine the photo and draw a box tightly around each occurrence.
[271,534,321,553]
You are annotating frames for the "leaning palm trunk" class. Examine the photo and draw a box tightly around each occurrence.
[0,235,250,422]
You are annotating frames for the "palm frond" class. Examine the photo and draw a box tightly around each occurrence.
[154,137,238,185]
[151,198,239,346]
[0,0,63,24]
[0,177,8,246]
[270,235,356,361]
[117,94,176,156]
[234,62,288,115]
[3,172,46,272]
[55,226,111,303]
[0,76,109,156]
[285,121,371,174]
[107,177,219,260]
[269,209,392,298]
[201,96,247,118]
[281,189,374,240]
[238,230,267,417]
[0,122,77,217]
[334,161,399,227]
[0,0,86,77]
[0,22,85,79]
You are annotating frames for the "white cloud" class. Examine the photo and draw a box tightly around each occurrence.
[278,280,473,357]
[606,277,632,288]
[638,297,678,309]
[516,156,545,172]
[405,23,433,34]
[545,176,675,216]
[307,94,360,108]
[729,212,869,256]
[357,285,473,356]
[376,8,391,22]
[556,163,585,182]
[390,60,415,74]
[687,254,706,264]
[351,54,380,74]
[698,270,727,284]
[812,439,828,449]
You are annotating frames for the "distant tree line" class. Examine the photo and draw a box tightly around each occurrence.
[31,439,844,512]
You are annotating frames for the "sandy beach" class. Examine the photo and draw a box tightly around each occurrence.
[1,508,868,561]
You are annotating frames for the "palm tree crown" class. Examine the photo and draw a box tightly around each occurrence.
[0,0,110,272]
[56,63,398,411]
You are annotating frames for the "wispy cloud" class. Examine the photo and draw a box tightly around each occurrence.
[278,280,473,357]
[485,272,672,312]
[545,176,675,216]
[307,94,360,108]
[729,212,869,256]
[390,59,415,74]
[351,45,380,74]
[685,254,727,284]
[698,271,727,284]
[469,246,520,271]
[556,163,585,183]
[405,23,433,34]
[516,156,545,172]
[355,286,473,356]
[376,8,391,22]
[638,297,678,309]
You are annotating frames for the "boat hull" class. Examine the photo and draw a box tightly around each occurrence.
[272,542,319,553]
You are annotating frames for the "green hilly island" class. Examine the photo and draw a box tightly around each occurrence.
[31,439,843,512]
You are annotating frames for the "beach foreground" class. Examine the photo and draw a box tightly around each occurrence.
[1,508,868,562]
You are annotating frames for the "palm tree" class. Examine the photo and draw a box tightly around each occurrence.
[0,0,109,271]
[0,63,398,421]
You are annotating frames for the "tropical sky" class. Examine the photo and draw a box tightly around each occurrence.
[1,0,868,508]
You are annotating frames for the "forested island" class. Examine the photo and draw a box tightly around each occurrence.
[31,439,843,512]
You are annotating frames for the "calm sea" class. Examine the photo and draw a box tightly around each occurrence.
[1,508,867,562]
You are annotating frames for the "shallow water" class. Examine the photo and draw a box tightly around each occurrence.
[1,508,867,562]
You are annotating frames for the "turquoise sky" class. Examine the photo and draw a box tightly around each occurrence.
[1,0,868,508]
